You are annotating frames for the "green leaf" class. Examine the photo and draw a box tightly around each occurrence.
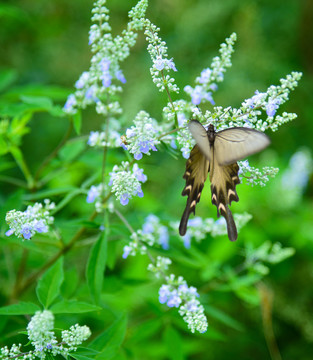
[90,313,127,359]
[36,257,64,308]
[163,326,184,360]
[73,110,82,135]
[86,230,108,304]
[0,69,17,92]
[61,268,79,299]
[69,348,100,360]
[204,305,244,331]
[0,302,40,315]
[50,300,101,314]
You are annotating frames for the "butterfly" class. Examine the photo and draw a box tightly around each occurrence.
[179,120,270,241]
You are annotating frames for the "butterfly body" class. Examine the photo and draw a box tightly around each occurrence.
[179,120,270,241]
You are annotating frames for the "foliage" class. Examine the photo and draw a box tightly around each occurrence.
[1,0,312,359]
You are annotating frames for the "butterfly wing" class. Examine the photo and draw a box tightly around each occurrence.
[179,144,210,236]
[209,149,240,241]
[214,127,270,165]
[188,120,212,161]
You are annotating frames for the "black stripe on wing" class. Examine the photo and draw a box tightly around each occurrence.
[179,145,210,236]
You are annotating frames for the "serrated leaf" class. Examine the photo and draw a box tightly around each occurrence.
[50,300,101,314]
[0,302,40,315]
[36,257,64,308]
[86,231,108,304]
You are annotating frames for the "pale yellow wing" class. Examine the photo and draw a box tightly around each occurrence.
[188,120,212,161]
[214,127,270,165]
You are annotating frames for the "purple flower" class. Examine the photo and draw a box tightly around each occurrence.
[210,83,218,91]
[75,71,89,89]
[99,58,111,71]
[182,234,191,248]
[126,128,136,138]
[33,219,48,233]
[85,86,99,102]
[142,215,157,234]
[63,94,76,111]
[122,245,132,259]
[188,217,202,227]
[87,185,100,203]
[198,68,212,84]
[181,146,190,159]
[186,299,199,312]
[99,59,112,87]
[177,113,186,127]
[101,72,112,87]
[188,286,199,297]
[266,99,280,117]
[134,152,143,160]
[133,164,147,182]
[5,229,14,236]
[20,224,32,240]
[115,70,126,83]
[167,290,182,308]
[154,57,165,71]
[121,142,128,151]
[120,193,129,206]
[178,284,189,293]
[159,285,171,304]
[167,58,177,72]
[159,226,169,250]
[137,188,144,198]
[46,344,52,350]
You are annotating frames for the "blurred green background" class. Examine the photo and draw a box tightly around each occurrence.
[1,0,313,359]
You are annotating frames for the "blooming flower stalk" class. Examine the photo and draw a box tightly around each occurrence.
[239,160,279,187]
[158,275,208,334]
[63,0,148,116]
[122,111,160,160]
[0,311,91,360]
[5,200,55,240]
[109,162,147,205]
[122,214,169,258]
[145,20,179,93]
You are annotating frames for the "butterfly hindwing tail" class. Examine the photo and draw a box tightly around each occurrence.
[179,145,210,236]
[210,162,240,241]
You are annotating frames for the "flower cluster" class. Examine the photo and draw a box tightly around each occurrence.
[244,241,295,275]
[88,130,121,148]
[109,162,147,205]
[199,72,302,133]
[122,214,169,258]
[159,275,208,333]
[0,311,91,360]
[63,0,148,116]
[184,33,236,105]
[5,200,55,240]
[147,256,172,278]
[122,111,160,160]
[239,160,279,187]
[145,20,179,93]
[171,213,252,248]
[27,310,90,360]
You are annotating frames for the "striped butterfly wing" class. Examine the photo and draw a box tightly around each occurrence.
[209,148,240,241]
[179,144,210,236]
[214,127,270,165]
